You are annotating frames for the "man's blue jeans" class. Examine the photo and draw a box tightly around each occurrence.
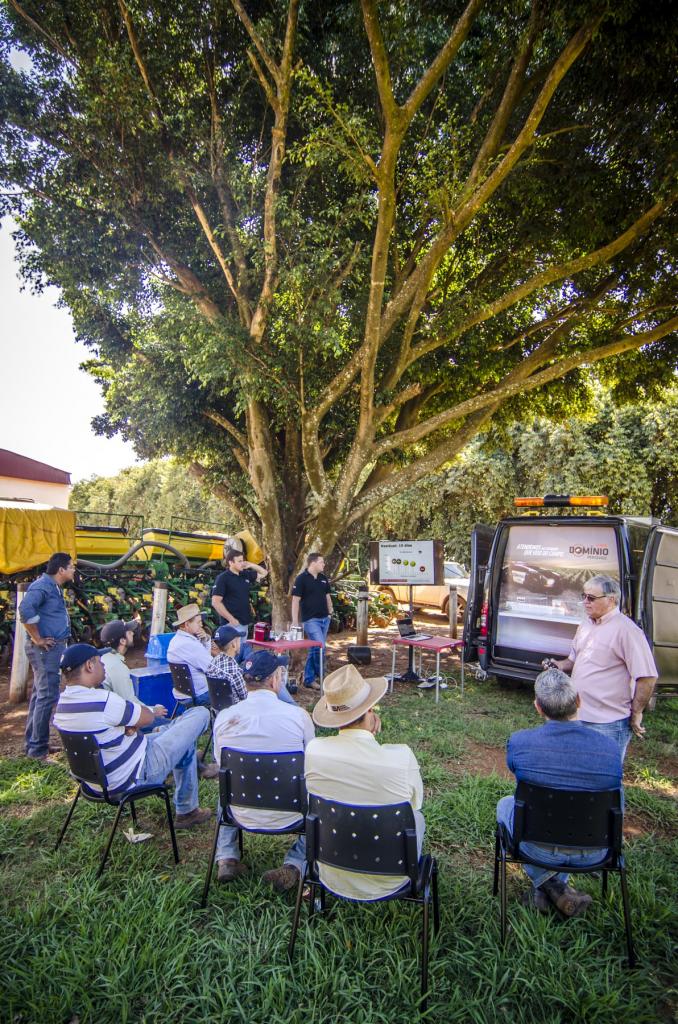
[137,706,210,815]
[24,638,66,758]
[581,717,633,761]
[232,624,253,665]
[496,795,608,889]
[215,806,307,870]
[303,616,330,686]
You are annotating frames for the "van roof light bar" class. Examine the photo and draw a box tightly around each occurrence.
[514,495,609,508]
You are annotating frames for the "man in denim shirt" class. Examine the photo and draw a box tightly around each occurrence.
[497,668,622,917]
[20,551,75,759]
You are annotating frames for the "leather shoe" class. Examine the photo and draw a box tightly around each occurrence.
[199,762,219,779]
[174,806,212,830]
[304,681,321,691]
[542,878,592,917]
[521,887,551,913]
[217,859,248,883]
[262,865,300,893]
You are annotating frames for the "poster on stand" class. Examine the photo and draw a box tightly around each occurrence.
[369,540,444,586]
[496,523,620,655]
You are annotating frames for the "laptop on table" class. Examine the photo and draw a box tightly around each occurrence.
[396,618,432,642]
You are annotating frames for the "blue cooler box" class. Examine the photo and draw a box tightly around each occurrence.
[130,664,175,710]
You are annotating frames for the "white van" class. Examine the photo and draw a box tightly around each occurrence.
[463,496,678,697]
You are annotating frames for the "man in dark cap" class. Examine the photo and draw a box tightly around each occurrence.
[100,619,168,727]
[54,644,211,829]
[211,649,314,888]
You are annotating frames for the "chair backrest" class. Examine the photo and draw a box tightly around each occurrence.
[56,729,108,794]
[307,794,419,882]
[206,675,235,711]
[513,781,623,853]
[169,662,196,699]
[220,748,306,816]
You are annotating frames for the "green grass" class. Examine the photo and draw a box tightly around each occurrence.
[1,682,677,1024]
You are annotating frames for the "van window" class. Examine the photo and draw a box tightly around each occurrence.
[496,523,620,656]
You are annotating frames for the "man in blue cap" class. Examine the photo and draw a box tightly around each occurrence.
[207,624,298,705]
[212,649,315,888]
[54,644,212,829]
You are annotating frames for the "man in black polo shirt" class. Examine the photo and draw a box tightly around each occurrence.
[211,548,268,660]
[291,553,333,691]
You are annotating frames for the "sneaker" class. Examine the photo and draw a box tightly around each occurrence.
[199,762,219,779]
[521,887,551,914]
[542,879,592,917]
[217,858,248,883]
[262,864,300,893]
[174,807,212,830]
[304,681,321,691]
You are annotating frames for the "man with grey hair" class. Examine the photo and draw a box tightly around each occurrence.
[544,574,657,760]
[497,668,622,917]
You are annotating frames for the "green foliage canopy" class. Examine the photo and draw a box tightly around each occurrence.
[1,0,676,613]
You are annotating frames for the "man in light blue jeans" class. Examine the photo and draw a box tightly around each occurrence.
[291,553,333,690]
[212,650,315,889]
[498,668,622,917]
[54,643,213,830]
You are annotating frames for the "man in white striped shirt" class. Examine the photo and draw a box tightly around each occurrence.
[54,644,212,828]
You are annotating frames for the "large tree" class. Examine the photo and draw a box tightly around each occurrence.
[1,0,676,620]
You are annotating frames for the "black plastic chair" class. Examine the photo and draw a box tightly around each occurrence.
[205,674,236,712]
[54,729,180,878]
[169,662,213,758]
[201,747,306,907]
[493,781,635,966]
[288,795,440,1011]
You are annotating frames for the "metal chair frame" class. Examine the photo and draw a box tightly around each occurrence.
[169,662,214,759]
[287,795,440,1012]
[493,781,635,967]
[201,747,307,907]
[54,729,179,879]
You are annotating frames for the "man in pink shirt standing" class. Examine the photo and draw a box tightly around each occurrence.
[546,575,657,760]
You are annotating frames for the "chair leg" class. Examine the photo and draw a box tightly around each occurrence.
[129,801,138,826]
[238,828,244,859]
[420,885,431,1013]
[54,788,80,851]
[601,869,608,898]
[432,861,441,934]
[499,853,508,945]
[287,867,307,959]
[492,828,500,897]
[163,789,180,865]
[201,815,222,908]
[618,865,636,968]
[200,717,214,761]
[96,802,126,879]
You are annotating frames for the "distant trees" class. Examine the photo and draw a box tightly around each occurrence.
[369,389,678,561]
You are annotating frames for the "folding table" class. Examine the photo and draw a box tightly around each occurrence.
[389,636,464,703]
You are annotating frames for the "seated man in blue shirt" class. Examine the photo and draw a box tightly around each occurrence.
[20,551,75,760]
[497,668,622,917]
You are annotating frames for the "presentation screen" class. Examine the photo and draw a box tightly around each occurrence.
[496,523,620,655]
[369,540,444,586]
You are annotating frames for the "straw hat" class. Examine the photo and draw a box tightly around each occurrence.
[312,664,387,728]
[173,603,202,627]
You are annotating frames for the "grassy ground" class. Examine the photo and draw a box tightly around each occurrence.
[1,678,676,1024]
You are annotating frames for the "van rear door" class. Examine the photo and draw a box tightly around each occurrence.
[638,525,678,692]
[463,524,495,663]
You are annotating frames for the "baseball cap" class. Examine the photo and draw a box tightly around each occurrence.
[61,643,107,673]
[213,624,242,647]
[242,649,289,681]
[100,619,139,645]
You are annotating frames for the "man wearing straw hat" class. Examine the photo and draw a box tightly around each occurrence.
[305,664,425,901]
[167,603,212,708]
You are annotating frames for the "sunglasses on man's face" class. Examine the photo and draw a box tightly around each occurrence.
[581,592,607,602]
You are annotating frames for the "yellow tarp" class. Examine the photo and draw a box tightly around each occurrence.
[0,506,77,574]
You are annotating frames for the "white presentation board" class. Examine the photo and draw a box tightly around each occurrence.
[370,540,443,586]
